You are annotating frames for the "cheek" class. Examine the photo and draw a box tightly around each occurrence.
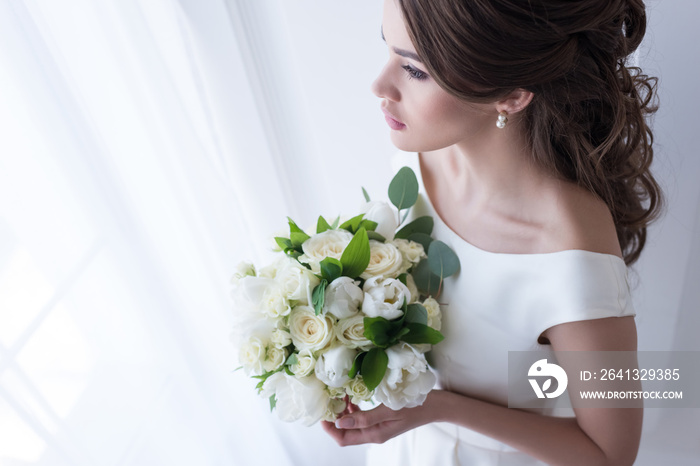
[395,91,480,151]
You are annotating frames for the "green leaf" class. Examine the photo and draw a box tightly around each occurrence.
[397,273,408,286]
[312,279,328,315]
[428,240,460,278]
[331,216,340,229]
[405,303,428,325]
[412,259,441,296]
[348,351,367,379]
[363,315,407,348]
[359,219,378,232]
[388,166,419,212]
[285,353,298,367]
[367,231,386,242]
[339,214,365,233]
[407,232,433,251]
[395,216,434,239]
[317,216,332,234]
[290,231,310,247]
[401,323,445,345]
[363,316,394,348]
[362,187,371,203]
[274,237,293,250]
[320,257,343,282]
[269,395,277,411]
[361,348,388,392]
[340,227,370,278]
[287,217,307,235]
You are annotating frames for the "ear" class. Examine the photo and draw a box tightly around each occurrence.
[495,89,534,115]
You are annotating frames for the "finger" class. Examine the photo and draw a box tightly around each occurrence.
[335,405,398,429]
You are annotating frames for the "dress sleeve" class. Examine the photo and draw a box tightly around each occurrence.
[525,252,636,340]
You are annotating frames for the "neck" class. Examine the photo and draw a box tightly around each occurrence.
[431,124,551,211]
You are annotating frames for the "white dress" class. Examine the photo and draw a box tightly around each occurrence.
[366,152,636,466]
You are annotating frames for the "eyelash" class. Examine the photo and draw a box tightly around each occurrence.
[402,64,428,81]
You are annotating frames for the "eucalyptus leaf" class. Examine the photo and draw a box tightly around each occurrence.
[428,240,460,278]
[362,187,371,203]
[320,257,343,282]
[405,303,428,325]
[340,227,370,278]
[395,216,434,239]
[361,348,388,392]
[317,215,332,234]
[388,166,419,212]
[412,259,441,296]
[285,353,298,367]
[401,322,445,345]
[312,279,328,315]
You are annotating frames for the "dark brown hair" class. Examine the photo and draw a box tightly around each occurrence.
[397,0,662,264]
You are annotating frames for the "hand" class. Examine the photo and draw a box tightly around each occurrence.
[321,399,431,446]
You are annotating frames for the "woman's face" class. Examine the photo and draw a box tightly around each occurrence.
[371,0,493,153]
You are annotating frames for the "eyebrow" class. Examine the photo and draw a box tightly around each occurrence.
[381,26,423,63]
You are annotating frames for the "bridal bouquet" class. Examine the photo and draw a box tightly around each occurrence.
[230,167,459,425]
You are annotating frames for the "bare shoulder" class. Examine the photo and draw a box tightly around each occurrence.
[541,179,623,258]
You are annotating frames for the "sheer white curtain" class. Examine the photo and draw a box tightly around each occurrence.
[1,0,698,465]
[0,0,359,464]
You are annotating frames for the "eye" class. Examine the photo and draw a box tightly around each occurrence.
[402,64,428,81]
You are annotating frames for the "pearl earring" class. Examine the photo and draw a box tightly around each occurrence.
[496,111,508,129]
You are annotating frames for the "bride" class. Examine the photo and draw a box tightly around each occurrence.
[322,0,661,465]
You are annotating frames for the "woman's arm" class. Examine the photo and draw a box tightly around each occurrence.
[323,316,642,466]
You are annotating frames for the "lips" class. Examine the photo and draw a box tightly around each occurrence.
[381,108,406,130]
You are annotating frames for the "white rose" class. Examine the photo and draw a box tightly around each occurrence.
[323,397,348,422]
[360,241,404,279]
[391,238,426,273]
[238,336,267,375]
[261,285,291,319]
[423,297,442,331]
[261,372,329,426]
[299,229,353,273]
[324,277,363,319]
[263,346,287,372]
[345,376,373,404]
[314,345,356,388]
[276,259,320,305]
[291,349,316,377]
[270,329,292,348]
[336,315,372,350]
[405,273,419,304]
[328,385,346,399]
[374,343,436,410]
[360,201,398,241]
[230,261,256,285]
[362,276,411,321]
[288,305,335,352]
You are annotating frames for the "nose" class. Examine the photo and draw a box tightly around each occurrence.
[371,63,400,102]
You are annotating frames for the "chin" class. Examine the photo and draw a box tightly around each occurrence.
[390,132,450,154]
